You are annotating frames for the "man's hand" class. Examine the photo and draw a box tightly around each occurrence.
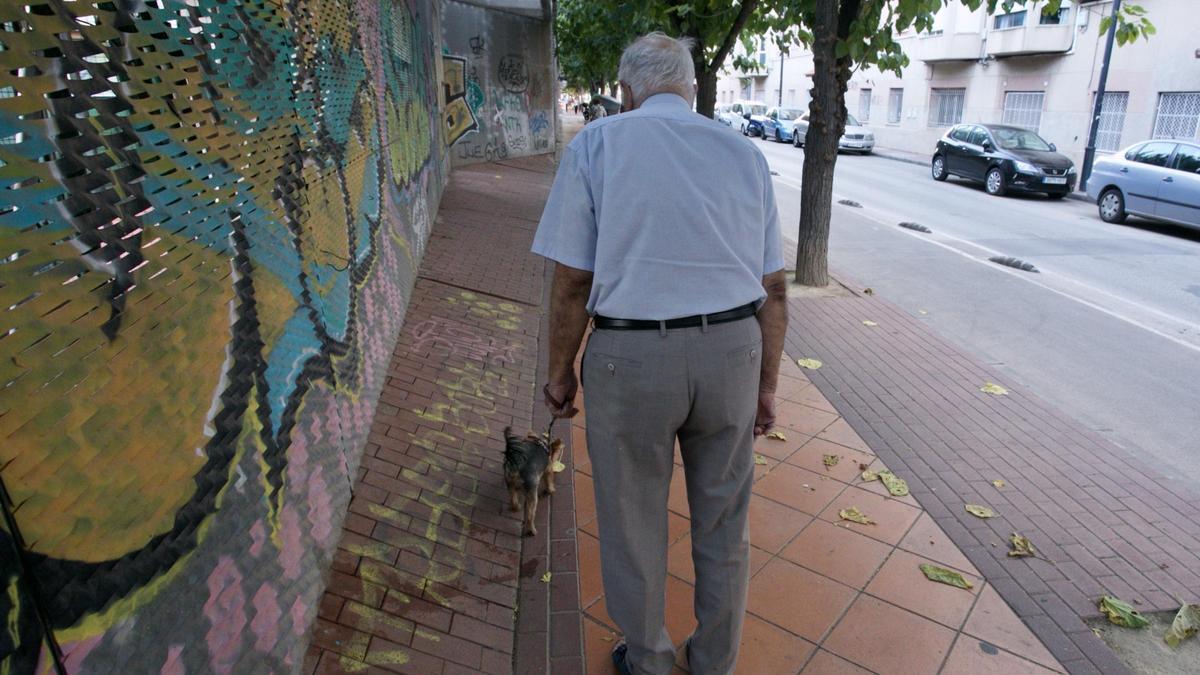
[753,388,776,437]
[543,373,580,419]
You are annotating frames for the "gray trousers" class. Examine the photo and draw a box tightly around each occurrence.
[582,317,761,675]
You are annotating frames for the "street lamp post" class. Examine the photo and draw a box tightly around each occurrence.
[778,52,784,106]
[1081,0,1122,193]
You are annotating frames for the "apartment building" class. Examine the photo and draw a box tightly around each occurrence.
[716,0,1200,167]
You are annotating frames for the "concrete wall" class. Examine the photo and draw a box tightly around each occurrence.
[442,0,557,165]
[717,0,1200,168]
[0,0,451,671]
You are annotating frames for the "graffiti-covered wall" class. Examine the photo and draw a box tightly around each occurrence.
[0,0,448,671]
[442,0,556,165]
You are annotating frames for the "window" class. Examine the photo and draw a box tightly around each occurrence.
[993,10,1027,29]
[1172,145,1200,173]
[858,88,871,122]
[1040,1,1072,24]
[1133,142,1175,167]
[1153,92,1200,140]
[929,88,965,127]
[888,88,903,124]
[1002,91,1045,131]
[968,127,990,146]
[949,126,971,142]
[1095,91,1128,152]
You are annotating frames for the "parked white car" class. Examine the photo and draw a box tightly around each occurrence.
[718,100,767,134]
[791,113,875,153]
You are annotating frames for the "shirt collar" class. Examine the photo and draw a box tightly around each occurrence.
[639,93,690,111]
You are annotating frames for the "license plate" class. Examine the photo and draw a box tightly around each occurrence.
[846,141,862,147]
[1044,177,1067,185]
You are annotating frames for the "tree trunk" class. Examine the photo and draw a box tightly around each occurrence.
[794,0,858,287]
[695,68,718,118]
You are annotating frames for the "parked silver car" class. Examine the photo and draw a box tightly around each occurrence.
[791,113,875,153]
[1087,140,1200,229]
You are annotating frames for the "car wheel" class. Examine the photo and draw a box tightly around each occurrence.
[931,155,948,181]
[759,128,767,141]
[775,130,783,143]
[1098,188,1128,224]
[1046,192,1066,201]
[985,167,1006,196]
[792,134,801,148]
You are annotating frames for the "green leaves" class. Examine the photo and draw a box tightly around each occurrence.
[920,563,974,590]
[1098,596,1150,629]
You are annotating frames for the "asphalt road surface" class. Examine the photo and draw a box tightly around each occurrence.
[754,134,1200,483]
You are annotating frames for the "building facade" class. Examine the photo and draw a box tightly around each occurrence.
[717,0,1200,167]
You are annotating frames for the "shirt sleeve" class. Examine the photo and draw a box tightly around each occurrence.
[762,160,785,275]
[531,143,597,271]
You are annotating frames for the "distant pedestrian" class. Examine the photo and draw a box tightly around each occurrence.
[533,31,787,675]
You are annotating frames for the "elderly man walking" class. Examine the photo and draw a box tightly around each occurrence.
[533,32,788,675]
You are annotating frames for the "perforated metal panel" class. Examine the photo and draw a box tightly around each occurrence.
[0,0,444,670]
[888,88,903,124]
[859,88,872,123]
[1153,92,1200,140]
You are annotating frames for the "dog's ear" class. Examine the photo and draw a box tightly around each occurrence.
[549,438,565,462]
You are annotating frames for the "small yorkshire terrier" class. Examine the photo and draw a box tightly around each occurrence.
[503,427,564,537]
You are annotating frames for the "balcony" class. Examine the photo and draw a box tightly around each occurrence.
[911,31,985,62]
[986,21,1073,57]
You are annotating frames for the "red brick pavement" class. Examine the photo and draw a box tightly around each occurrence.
[304,156,584,674]
[782,273,1200,675]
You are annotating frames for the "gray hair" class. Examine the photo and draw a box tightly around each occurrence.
[617,32,696,103]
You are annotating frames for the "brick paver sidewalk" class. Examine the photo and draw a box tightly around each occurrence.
[304,154,584,674]
[782,277,1200,674]
[570,347,1065,674]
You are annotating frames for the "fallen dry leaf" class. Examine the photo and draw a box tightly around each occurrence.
[601,636,614,642]
[1165,603,1200,647]
[918,309,928,315]
[965,504,997,519]
[800,483,815,491]
[877,470,910,497]
[992,479,1006,488]
[540,572,552,583]
[839,507,875,525]
[551,460,566,473]
[823,454,841,468]
[754,454,768,465]
[863,288,874,295]
[796,358,823,370]
[919,564,974,590]
[861,469,879,482]
[765,431,787,441]
[1099,596,1150,629]
[862,320,878,327]
[980,382,1009,396]
[1008,533,1037,558]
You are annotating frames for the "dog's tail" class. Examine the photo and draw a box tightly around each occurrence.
[504,426,516,442]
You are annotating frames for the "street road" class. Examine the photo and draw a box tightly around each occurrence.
[754,136,1200,482]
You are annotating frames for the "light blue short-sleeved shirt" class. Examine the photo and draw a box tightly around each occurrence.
[531,93,784,320]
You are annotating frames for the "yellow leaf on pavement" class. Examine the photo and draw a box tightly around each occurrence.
[1008,533,1037,558]
[839,507,875,525]
[980,382,1009,396]
[766,431,787,441]
[965,504,997,519]
[551,461,566,473]
[796,358,823,370]
[862,320,878,326]
[823,454,840,468]
[992,479,1006,488]
[877,470,910,497]
[540,572,552,583]
[754,454,768,465]
[861,469,879,482]
[1099,596,1150,629]
[919,564,974,590]
[1164,603,1200,647]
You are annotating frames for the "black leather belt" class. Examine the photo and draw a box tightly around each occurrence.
[593,303,757,330]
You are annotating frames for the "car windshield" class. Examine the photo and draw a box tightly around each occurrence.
[747,105,767,115]
[845,114,860,127]
[777,108,804,121]
[992,128,1052,152]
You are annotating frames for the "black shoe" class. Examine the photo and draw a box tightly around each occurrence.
[612,642,633,675]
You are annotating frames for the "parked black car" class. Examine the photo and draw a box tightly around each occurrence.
[931,124,1076,198]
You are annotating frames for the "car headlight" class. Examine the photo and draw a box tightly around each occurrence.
[1066,165,1077,174]
[1014,161,1038,173]
[865,133,874,141]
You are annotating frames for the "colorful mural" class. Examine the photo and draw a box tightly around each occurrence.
[0,0,445,671]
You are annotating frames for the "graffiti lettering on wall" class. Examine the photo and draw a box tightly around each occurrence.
[457,142,510,162]
[0,0,442,671]
[469,35,487,56]
[442,54,479,147]
[498,54,529,93]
